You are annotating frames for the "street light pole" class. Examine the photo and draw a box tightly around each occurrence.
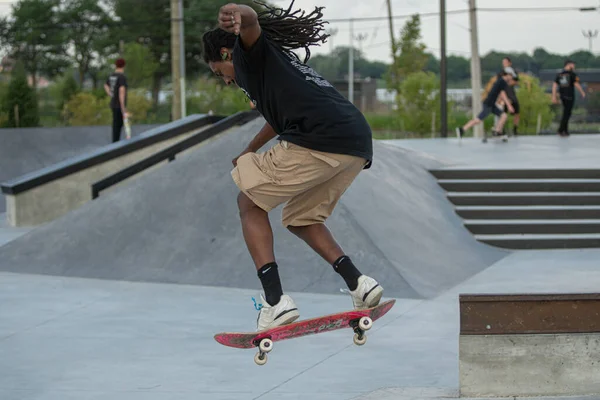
[349,19,354,104]
[440,0,447,137]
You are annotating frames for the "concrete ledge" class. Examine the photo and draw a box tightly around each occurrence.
[459,293,600,397]
[459,333,600,397]
[2,114,224,227]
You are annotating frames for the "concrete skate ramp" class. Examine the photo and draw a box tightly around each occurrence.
[0,124,158,211]
[0,119,507,298]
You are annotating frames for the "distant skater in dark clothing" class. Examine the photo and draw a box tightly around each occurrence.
[456,71,517,139]
[104,58,129,142]
[501,57,520,135]
[552,59,586,136]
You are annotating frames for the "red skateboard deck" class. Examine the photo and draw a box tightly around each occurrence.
[214,299,396,365]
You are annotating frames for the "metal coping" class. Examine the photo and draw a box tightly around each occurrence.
[459,293,600,335]
[0,113,226,195]
[91,110,260,199]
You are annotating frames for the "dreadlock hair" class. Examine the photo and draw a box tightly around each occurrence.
[202,0,330,65]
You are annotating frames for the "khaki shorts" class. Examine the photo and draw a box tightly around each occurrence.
[231,141,367,227]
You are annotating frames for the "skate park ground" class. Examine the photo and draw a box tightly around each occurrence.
[1,120,599,400]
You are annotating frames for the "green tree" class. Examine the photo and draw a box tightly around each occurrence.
[387,14,428,92]
[0,0,68,88]
[2,63,39,127]
[59,0,114,86]
[56,71,80,111]
[396,71,445,135]
[513,74,555,133]
[117,42,160,88]
[447,55,471,82]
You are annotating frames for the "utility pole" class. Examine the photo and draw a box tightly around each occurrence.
[349,18,354,105]
[583,29,598,53]
[179,0,186,117]
[468,0,483,139]
[386,0,396,57]
[170,0,184,120]
[440,0,447,137]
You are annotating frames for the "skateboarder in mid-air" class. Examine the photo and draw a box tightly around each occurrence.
[456,70,517,139]
[202,2,383,331]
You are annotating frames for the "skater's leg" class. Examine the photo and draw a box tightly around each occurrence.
[237,192,275,271]
[462,117,481,132]
[287,223,343,264]
[493,112,508,133]
[287,224,362,290]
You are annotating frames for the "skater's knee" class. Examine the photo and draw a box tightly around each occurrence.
[237,192,258,215]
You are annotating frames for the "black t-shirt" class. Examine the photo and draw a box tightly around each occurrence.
[497,69,518,104]
[106,72,128,109]
[484,78,508,106]
[555,70,579,100]
[232,32,373,167]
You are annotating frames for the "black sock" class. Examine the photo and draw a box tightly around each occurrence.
[257,262,283,306]
[332,256,362,291]
[513,126,518,135]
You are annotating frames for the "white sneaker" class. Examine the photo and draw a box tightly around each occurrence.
[349,275,384,309]
[256,294,300,331]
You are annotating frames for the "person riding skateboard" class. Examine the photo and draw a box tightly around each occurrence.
[456,71,517,139]
[202,3,383,331]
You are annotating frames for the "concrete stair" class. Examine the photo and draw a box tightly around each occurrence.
[430,168,600,249]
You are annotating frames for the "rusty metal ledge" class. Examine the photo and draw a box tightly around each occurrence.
[459,293,600,335]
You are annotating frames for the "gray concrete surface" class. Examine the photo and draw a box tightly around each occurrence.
[0,118,506,298]
[383,134,600,168]
[0,124,159,212]
[2,249,599,400]
[2,126,600,400]
[460,333,600,397]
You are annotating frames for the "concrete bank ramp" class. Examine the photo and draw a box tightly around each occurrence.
[0,119,507,298]
[0,124,158,211]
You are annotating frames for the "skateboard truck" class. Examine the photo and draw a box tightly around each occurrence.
[251,316,373,366]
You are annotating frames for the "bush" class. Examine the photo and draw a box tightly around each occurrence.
[62,92,110,126]
[62,89,152,126]
[57,72,80,111]
[1,64,39,128]
[394,71,458,135]
[186,77,252,115]
[125,89,152,123]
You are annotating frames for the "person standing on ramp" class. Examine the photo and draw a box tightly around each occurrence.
[202,2,383,331]
[553,60,586,136]
[104,58,129,142]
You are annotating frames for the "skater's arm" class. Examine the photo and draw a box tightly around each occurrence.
[575,81,586,98]
[218,4,261,50]
[500,91,514,113]
[247,122,277,152]
[552,82,559,103]
[232,122,277,166]
[104,83,111,97]
[119,86,128,116]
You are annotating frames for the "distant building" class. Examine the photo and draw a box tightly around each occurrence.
[331,78,378,112]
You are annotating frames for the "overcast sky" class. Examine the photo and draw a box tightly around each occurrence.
[1,0,599,62]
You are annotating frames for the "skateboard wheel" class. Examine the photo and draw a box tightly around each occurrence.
[353,332,367,346]
[358,317,372,331]
[254,352,268,366]
[259,338,273,353]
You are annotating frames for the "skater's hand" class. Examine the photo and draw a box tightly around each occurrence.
[232,147,252,167]
[507,104,515,114]
[218,3,242,35]
[552,97,560,105]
